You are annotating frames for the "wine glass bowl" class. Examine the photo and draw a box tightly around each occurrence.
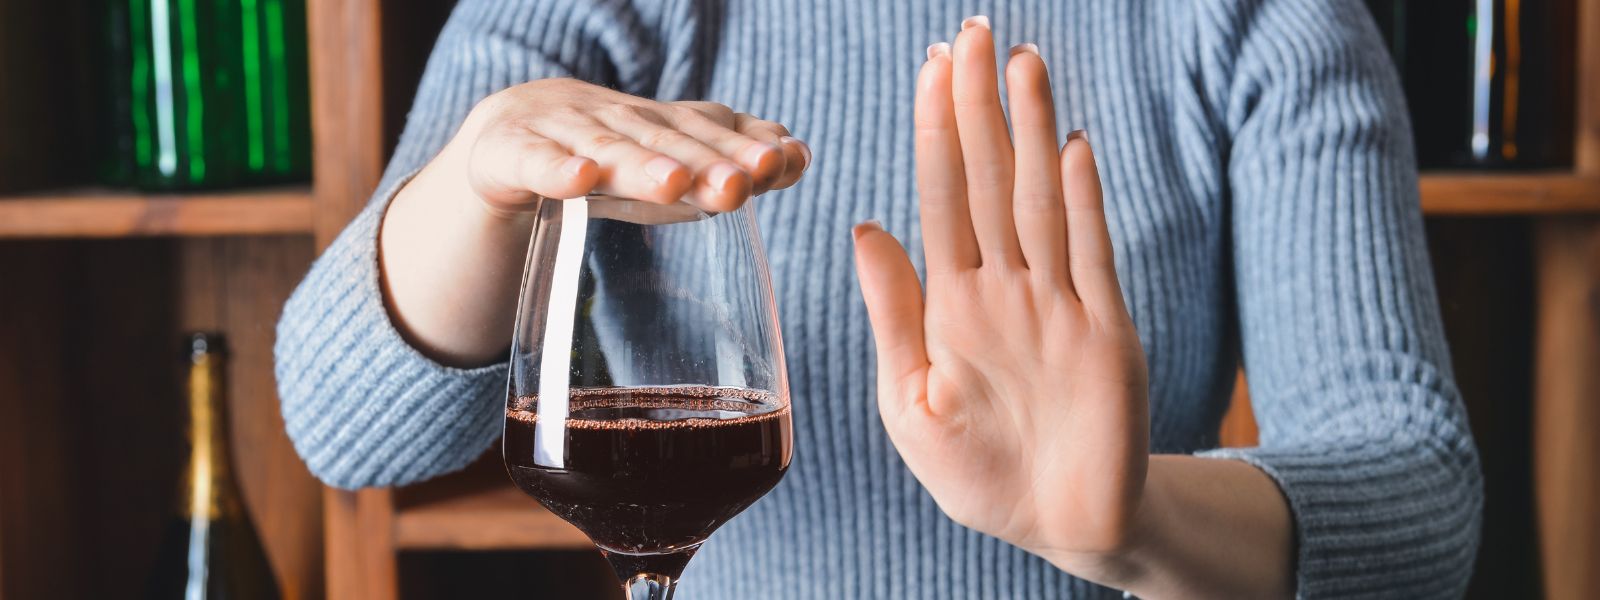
[503,195,793,599]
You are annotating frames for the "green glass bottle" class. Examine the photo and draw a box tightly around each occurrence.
[104,0,311,189]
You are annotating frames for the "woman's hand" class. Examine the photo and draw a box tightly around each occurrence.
[858,19,1296,598]
[383,79,810,366]
[853,16,1150,566]
[430,78,810,214]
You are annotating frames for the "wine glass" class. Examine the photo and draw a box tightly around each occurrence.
[503,195,794,600]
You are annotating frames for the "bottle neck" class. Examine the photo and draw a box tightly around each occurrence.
[183,353,236,520]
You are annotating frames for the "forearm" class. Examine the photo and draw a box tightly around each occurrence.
[1043,456,1295,599]
[380,127,533,368]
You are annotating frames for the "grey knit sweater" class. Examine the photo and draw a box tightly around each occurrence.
[274,0,1482,597]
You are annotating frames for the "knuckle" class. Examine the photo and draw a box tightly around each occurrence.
[671,104,727,127]
[515,138,557,155]
[919,188,964,208]
[473,91,510,116]
[1013,189,1060,213]
[515,78,577,104]
[640,128,693,150]
[583,133,631,153]
[914,119,950,135]
[1069,253,1111,273]
[741,115,790,138]
[522,106,588,130]
[966,164,1011,190]
[950,89,999,109]
[597,102,652,124]
[677,100,733,115]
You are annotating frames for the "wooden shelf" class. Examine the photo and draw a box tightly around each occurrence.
[393,462,591,551]
[0,186,314,238]
[1421,173,1600,215]
[0,172,1591,241]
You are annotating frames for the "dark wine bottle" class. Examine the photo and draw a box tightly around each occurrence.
[1364,0,1576,169]
[147,333,282,599]
[103,0,312,189]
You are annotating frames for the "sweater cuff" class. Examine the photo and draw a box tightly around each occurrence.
[276,171,508,489]
[1196,442,1481,599]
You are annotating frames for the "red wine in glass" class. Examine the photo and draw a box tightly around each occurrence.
[504,386,792,579]
[505,196,792,599]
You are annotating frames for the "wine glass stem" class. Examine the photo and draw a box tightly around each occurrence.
[624,573,676,600]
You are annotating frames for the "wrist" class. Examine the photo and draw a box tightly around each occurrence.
[409,137,539,226]
[1028,458,1170,592]
[378,136,539,367]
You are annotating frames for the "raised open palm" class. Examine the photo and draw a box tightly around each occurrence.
[853,18,1150,558]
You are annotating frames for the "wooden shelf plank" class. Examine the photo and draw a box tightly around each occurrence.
[0,187,313,238]
[392,462,591,552]
[1420,173,1600,215]
[0,172,1590,241]
[394,483,591,551]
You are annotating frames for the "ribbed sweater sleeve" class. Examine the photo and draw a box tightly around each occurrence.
[1194,0,1483,597]
[274,0,666,489]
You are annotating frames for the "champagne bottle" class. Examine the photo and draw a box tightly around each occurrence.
[103,0,312,189]
[147,333,281,599]
[1364,0,1575,169]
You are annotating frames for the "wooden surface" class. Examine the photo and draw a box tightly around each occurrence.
[1534,219,1600,600]
[1537,1,1600,597]
[0,188,313,238]
[1428,219,1544,598]
[73,242,186,600]
[0,240,191,599]
[396,486,590,551]
[324,489,399,600]
[393,458,590,551]
[1418,173,1600,214]
[0,243,91,600]
[179,237,321,600]
[1578,0,1600,172]
[309,0,388,246]
[1218,370,1258,448]
[0,174,1590,240]
[397,549,621,599]
[307,0,397,598]
[0,239,319,598]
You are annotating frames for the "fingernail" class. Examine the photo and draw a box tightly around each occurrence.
[961,15,990,30]
[644,156,683,185]
[741,141,782,170]
[781,136,812,169]
[852,219,884,241]
[926,42,951,60]
[561,157,590,178]
[1067,129,1089,144]
[1009,42,1040,57]
[707,162,748,192]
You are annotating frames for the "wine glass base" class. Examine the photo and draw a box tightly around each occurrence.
[623,572,677,600]
[603,544,700,599]
[602,544,700,582]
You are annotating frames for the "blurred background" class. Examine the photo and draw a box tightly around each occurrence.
[0,0,1595,598]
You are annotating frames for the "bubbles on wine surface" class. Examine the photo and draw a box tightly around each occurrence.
[507,385,787,429]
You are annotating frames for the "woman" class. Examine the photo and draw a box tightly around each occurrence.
[275,1,1481,597]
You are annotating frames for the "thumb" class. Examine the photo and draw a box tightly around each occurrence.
[852,220,929,415]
